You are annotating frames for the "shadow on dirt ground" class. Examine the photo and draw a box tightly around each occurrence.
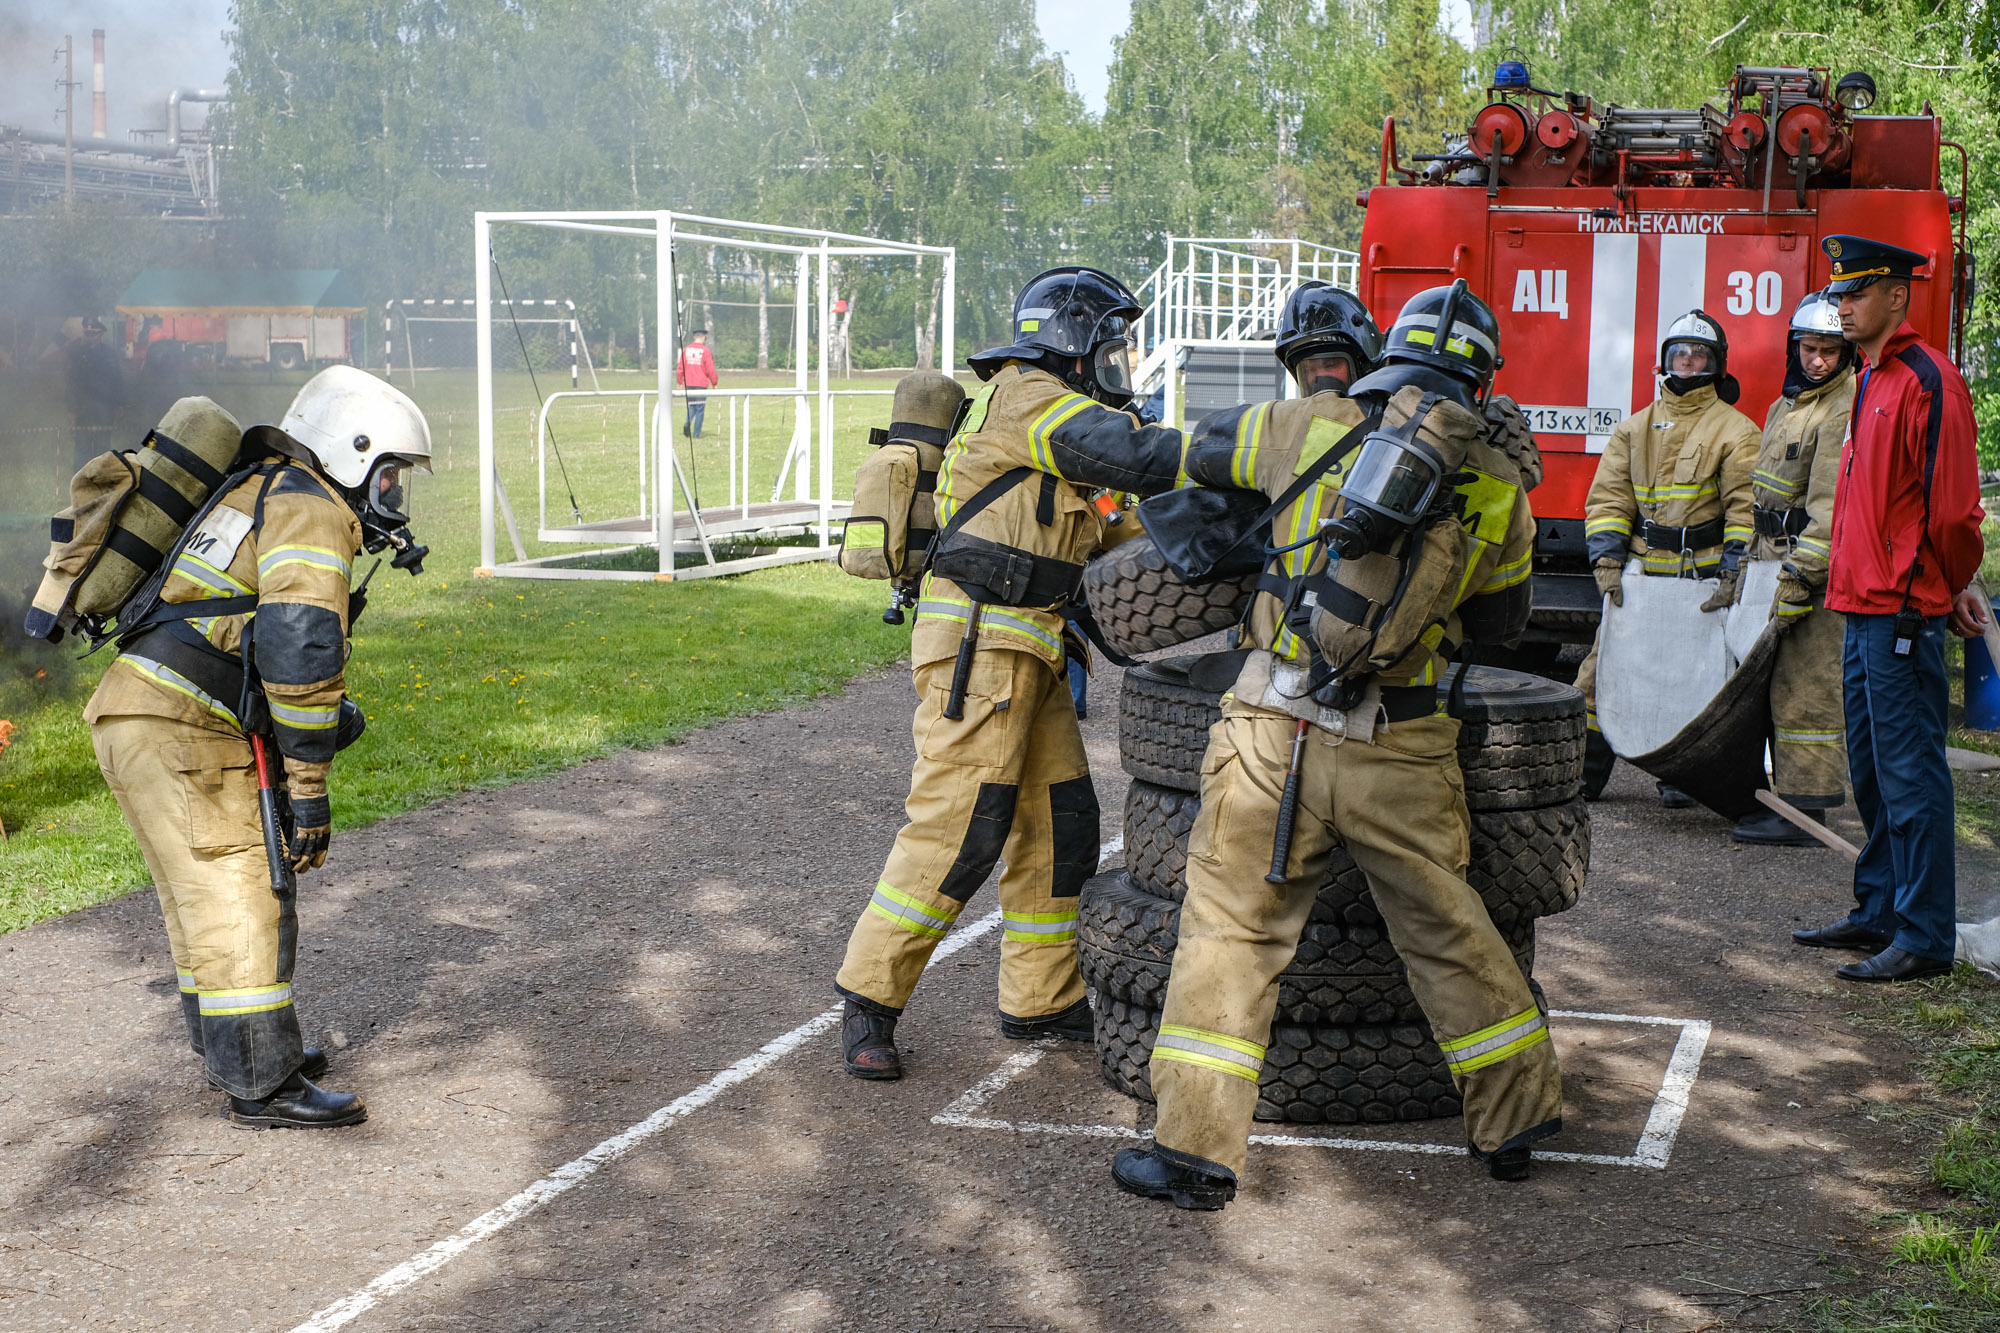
[0,665,1946,1332]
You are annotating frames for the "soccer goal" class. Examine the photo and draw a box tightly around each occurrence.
[473,210,955,583]
[384,297,599,391]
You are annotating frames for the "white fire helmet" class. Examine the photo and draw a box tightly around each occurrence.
[277,365,433,491]
[1789,288,1845,338]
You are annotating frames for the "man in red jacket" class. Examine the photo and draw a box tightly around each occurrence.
[676,329,719,438]
[1792,235,1986,982]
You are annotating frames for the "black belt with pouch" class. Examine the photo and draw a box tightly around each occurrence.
[1638,516,1725,552]
[1752,505,1809,540]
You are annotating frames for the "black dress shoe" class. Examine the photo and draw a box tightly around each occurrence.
[1793,920,1892,951]
[1658,783,1695,809]
[1837,946,1953,983]
[1733,810,1823,847]
[207,1047,327,1091]
[227,1073,367,1129]
[1485,1146,1532,1182]
[840,1000,902,1080]
[1111,1146,1237,1210]
[1000,998,1094,1041]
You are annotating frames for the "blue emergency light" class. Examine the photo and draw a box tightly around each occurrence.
[1493,60,1532,91]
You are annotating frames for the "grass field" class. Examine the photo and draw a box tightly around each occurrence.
[0,362,943,933]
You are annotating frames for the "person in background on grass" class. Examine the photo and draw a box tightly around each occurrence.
[678,329,719,439]
[1791,235,1986,983]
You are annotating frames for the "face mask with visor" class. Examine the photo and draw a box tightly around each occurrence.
[1318,402,1451,561]
[355,458,429,574]
[1086,324,1137,404]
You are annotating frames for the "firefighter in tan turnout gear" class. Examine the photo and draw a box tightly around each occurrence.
[86,365,431,1128]
[1730,290,1855,845]
[835,267,1186,1078]
[1111,281,1561,1209]
[1579,309,1760,801]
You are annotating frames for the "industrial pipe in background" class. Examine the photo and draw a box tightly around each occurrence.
[166,88,228,146]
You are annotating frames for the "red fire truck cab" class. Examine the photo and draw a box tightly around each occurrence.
[1357,63,1973,651]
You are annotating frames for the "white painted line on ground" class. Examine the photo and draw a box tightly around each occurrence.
[288,836,1125,1332]
[932,1009,1713,1171]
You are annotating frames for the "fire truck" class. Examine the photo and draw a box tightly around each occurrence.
[1356,62,1974,657]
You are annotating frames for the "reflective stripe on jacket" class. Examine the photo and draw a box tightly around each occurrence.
[1584,385,1759,573]
[1750,367,1853,581]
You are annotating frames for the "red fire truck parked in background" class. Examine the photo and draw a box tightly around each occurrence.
[1357,63,1973,655]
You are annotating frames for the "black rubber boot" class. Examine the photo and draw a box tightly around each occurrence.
[1485,1146,1532,1182]
[840,1000,903,1080]
[1732,808,1823,846]
[1000,998,1093,1042]
[1111,1146,1238,1211]
[1582,730,1615,800]
[226,1073,367,1129]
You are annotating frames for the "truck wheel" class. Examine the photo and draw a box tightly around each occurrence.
[1120,656,1585,809]
[270,342,306,371]
[1077,871,1535,1027]
[1120,780,1587,927]
[1080,533,1256,659]
[1091,995,1465,1124]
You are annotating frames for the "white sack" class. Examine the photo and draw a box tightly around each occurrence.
[1726,558,1782,668]
[1956,916,2000,982]
[1596,558,1733,758]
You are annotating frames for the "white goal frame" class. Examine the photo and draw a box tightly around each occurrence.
[385,297,599,390]
[473,210,955,582]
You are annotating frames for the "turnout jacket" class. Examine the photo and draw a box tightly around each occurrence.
[1584,384,1759,573]
[1181,386,1537,690]
[1826,323,1984,617]
[86,456,364,798]
[1749,366,1854,586]
[913,363,1184,670]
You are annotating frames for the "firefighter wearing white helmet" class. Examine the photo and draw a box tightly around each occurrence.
[1726,289,1856,844]
[1576,308,1760,799]
[85,365,431,1129]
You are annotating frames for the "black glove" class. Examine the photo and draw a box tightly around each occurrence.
[289,794,331,872]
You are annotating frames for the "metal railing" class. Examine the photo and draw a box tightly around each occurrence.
[1132,238,1361,394]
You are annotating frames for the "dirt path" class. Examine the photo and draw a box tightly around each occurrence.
[0,663,1937,1332]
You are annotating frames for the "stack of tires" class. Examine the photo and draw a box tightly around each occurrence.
[1077,649,1590,1126]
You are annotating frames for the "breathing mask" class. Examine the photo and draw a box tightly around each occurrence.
[1318,398,1450,560]
[353,458,429,574]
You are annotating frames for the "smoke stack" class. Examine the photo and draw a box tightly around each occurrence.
[91,29,106,140]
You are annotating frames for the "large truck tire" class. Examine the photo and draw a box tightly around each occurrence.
[1092,996,1465,1124]
[1119,656,1584,809]
[1121,779,1589,929]
[1077,872,1534,1027]
[1079,533,1257,659]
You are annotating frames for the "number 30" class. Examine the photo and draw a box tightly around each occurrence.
[1727,270,1784,316]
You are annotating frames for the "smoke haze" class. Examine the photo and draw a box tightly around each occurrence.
[0,0,231,141]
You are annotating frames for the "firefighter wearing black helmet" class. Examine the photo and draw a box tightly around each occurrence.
[1111,281,1561,1210]
[1577,309,1760,800]
[1274,281,1383,395]
[833,266,1187,1080]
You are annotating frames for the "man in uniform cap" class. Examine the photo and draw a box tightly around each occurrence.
[1792,234,1984,981]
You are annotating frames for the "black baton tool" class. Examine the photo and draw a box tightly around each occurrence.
[1266,719,1311,884]
[943,603,983,721]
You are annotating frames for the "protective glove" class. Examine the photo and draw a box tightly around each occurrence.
[1771,566,1815,634]
[1593,557,1624,608]
[288,794,331,871]
[1700,565,1742,613]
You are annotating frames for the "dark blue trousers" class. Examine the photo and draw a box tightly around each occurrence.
[684,394,707,438]
[1842,612,1957,961]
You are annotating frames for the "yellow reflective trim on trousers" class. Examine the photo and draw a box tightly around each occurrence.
[867,881,961,940]
[1776,728,1842,745]
[1437,1006,1547,1074]
[198,983,294,1016]
[1154,1023,1266,1081]
[269,699,339,730]
[1029,394,1095,476]
[1002,907,1078,943]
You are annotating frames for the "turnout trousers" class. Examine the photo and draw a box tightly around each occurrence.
[1149,700,1562,1175]
[91,714,305,1099]
[835,647,1100,1023]
[1842,613,1956,962]
[1770,601,1847,807]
